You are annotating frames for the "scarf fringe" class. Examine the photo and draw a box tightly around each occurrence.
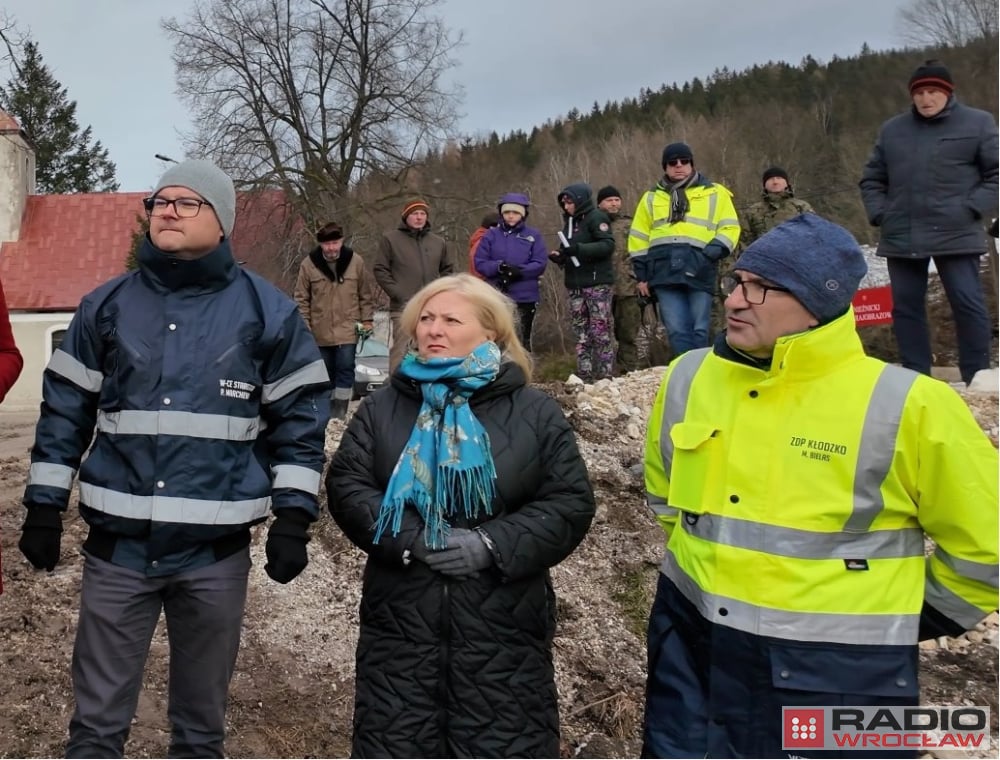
[372,461,497,550]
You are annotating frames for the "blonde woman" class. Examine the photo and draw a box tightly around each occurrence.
[327,274,595,758]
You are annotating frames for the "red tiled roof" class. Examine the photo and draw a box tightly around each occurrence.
[0,109,21,132]
[1,189,300,311]
[1,193,148,311]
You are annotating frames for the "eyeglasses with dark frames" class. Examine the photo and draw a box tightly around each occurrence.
[666,158,692,167]
[719,273,791,305]
[142,196,213,218]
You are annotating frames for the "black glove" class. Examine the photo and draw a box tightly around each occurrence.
[264,508,312,584]
[19,505,63,571]
[423,527,494,578]
[548,251,565,266]
[499,262,523,281]
[560,242,580,256]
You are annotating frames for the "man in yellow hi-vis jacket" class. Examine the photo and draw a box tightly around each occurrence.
[628,142,739,356]
[642,213,998,758]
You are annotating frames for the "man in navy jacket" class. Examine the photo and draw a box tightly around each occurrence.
[19,159,330,758]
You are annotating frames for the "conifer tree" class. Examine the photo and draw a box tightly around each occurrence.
[0,40,118,193]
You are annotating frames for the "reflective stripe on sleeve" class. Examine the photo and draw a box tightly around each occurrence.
[28,462,77,490]
[47,349,103,393]
[647,493,678,519]
[934,546,1000,588]
[271,464,321,495]
[925,563,992,629]
[262,359,329,404]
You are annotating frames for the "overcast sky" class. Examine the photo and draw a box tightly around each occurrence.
[2,0,909,192]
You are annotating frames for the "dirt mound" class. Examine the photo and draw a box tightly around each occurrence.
[0,367,996,757]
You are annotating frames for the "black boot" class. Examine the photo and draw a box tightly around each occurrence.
[330,398,349,420]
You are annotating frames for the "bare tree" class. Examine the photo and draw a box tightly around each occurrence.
[162,0,463,224]
[897,0,998,46]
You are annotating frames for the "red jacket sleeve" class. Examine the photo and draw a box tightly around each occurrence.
[0,278,24,403]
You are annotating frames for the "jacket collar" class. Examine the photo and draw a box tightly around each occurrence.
[138,236,239,294]
[715,309,866,382]
[308,245,355,282]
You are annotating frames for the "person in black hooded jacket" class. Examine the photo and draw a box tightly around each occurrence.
[326,273,596,758]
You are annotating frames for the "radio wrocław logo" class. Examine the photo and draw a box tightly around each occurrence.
[782,706,990,751]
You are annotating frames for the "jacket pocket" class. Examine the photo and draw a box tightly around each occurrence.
[770,641,918,700]
[667,422,723,514]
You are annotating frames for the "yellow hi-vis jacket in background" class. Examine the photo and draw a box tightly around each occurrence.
[644,309,998,646]
[627,177,740,293]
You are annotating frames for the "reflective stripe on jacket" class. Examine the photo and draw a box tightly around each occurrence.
[644,310,999,646]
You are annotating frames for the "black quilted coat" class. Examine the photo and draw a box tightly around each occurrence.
[326,363,596,758]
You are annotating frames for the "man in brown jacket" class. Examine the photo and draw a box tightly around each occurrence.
[294,222,375,418]
[373,199,455,369]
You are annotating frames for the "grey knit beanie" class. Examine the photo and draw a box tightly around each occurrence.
[737,214,867,324]
[152,159,236,238]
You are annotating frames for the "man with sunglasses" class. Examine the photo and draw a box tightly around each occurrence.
[642,213,998,758]
[627,142,740,358]
[19,159,330,757]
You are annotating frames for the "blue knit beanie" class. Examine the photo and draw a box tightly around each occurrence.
[737,214,867,324]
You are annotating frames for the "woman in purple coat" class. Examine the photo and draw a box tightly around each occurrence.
[474,193,548,349]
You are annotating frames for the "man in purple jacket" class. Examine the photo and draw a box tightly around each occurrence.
[474,192,548,350]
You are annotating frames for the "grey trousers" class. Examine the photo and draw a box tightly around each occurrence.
[66,549,251,759]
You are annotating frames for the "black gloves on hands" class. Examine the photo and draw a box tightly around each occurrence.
[560,242,580,256]
[423,527,494,578]
[19,506,63,571]
[497,262,523,282]
[265,509,312,584]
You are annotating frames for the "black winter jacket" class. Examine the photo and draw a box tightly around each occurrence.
[553,183,616,289]
[327,363,595,758]
[860,98,999,257]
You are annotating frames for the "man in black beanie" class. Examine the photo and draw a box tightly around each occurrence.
[642,214,998,758]
[860,59,998,385]
[627,142,740,356]
[741,166,814,246]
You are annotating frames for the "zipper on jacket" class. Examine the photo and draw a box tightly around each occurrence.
[438,581,452,756]
[112,327,144,361]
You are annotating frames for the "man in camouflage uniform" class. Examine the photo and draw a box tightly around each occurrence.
[597,185,640,374]
[741,167,814,248]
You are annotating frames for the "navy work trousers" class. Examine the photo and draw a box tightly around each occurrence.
[887,254,992,384]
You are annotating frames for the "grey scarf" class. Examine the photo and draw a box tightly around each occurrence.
[658,171,700,224]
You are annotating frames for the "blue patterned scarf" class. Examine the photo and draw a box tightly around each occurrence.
[373,341,501,549]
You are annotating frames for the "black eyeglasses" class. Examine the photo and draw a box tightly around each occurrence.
[719,273,791,304]
[143,196,213,218]
[666,158,692,167]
